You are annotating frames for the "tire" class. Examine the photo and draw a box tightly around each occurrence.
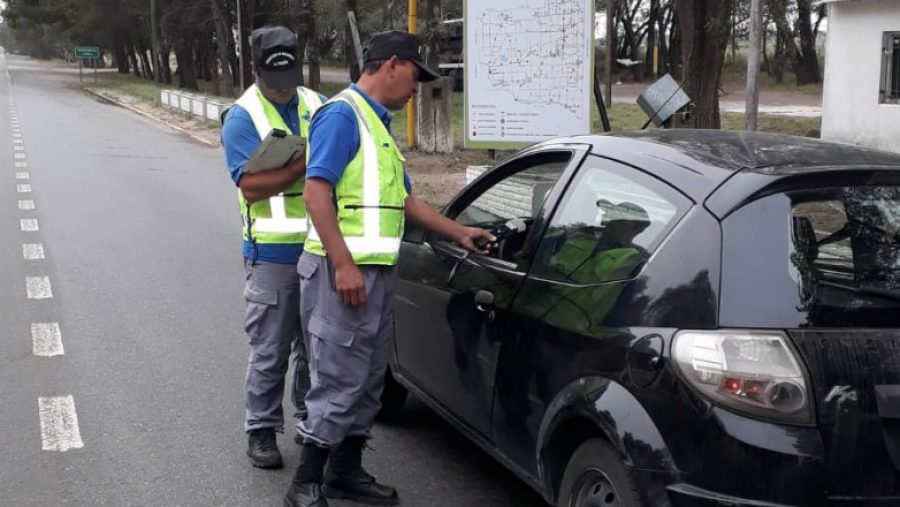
[557,439,643,507]
[376,366,408,422]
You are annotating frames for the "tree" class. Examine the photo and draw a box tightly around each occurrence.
[675,0,734,128]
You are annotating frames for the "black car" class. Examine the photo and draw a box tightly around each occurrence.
[378,130,900,507]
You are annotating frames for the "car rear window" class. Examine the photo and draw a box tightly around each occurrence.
[721,186,900,328]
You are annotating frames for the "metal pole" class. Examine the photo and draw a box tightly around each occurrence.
[745,0,763,131]
[605,0,613,108]
[237,0,245,91]
[94,56,98,84]
[407,0,417,148]
[79,58,83,84]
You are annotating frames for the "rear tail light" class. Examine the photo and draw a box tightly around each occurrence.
[672,330,813,425]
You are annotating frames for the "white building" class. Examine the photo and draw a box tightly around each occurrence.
[821,0,900,153]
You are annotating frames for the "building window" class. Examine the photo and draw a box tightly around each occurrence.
[881,32,900,104]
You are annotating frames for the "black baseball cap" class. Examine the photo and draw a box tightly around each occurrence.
[251,26,303,90]
[363,31,440,83]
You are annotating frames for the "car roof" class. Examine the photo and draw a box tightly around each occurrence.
[533,130,900,205]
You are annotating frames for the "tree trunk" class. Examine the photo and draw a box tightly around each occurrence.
[645,0,660,79]
[675,0,734,128]
[175,44,200,91]
[383,0,394,30]
[150,0,164,83]
[767,0,798,84]
[211,0,235,97]
[794,0,822,85]
[346,0,361,82]
[139,46,154,80]
[668,5,683,81]
[306,0,321,90]
[240,0,255,90]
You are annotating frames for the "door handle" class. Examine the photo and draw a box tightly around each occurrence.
[475,290,495,313]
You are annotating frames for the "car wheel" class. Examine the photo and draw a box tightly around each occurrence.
[557,439,643,507]
[376,366,408,422]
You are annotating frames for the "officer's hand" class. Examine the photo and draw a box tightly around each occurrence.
[285,152,307,179]
[457,227,496,255]
[335,262,366,307]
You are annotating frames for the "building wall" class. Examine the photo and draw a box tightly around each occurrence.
[822,0,900,153]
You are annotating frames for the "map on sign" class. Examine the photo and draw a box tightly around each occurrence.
[465,0,593,149]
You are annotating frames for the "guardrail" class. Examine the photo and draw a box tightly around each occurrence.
[160,89,230,124]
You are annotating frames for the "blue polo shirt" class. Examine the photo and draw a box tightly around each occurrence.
[306,83,412,194]
[221,86,327,264]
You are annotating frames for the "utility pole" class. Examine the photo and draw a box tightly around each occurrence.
[605,0,614,107]
[237,0,245,91]
[407,0,417,148]
[745,0,763,131]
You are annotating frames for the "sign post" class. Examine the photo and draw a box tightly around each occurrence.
[75,46,100,84]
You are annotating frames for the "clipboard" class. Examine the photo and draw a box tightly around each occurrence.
[242,128,306,174]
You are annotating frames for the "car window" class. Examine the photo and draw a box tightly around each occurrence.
[721,186,900,328]
[532,158,685,284]
[455,158,569,227]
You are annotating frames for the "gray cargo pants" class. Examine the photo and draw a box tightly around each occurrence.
[243,259,311,433]
[296,251,396,448]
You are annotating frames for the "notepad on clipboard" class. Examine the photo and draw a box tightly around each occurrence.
[242,128,306,174]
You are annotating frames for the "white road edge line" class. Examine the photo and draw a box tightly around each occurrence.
[26,276,52,299]
[23,243,44,260]
[20,218,39,231]
[38,396,84,452]
[32,323,63,357]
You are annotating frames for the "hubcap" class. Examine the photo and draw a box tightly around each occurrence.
[568,467,621,507]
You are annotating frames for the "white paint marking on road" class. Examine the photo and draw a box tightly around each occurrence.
[15,172,29,179]
[16,183,31,193]
[32,323,63,356]
[15,162,27,168]
[15,153,26,159]
[26,276,53,299]
[20,219,38,231]
[38,396,84,452]
[12,134,22,139]
[13,138,24,144]
[23,243,45,260]
[19,200,35,211]
[14,145,25,151]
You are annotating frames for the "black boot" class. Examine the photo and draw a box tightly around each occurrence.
[322,436,399,506]
[283,443,331,507]
[247,428,282,469]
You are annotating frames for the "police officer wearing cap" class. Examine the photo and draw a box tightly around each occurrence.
[283,31,495,507]
[221,25,327,470]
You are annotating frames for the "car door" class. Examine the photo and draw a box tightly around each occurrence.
[492,156,692,476]
[394,146,588,438]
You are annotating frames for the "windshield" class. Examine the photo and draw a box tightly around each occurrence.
[721,186,900,328]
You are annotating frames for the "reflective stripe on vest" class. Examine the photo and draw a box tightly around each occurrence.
[306,89,408,264]
[234,85,321,242]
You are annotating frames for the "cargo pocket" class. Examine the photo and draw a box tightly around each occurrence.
[244,281,278,345]
[297,254,319,281]
[308,315,364,389]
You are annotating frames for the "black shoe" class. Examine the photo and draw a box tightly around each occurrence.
[322,472,399,506]
[322,436,399,506]
[283,482,329,507]
[247,428,283,469]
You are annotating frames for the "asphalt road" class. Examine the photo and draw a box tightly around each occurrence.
[0,55,548,507]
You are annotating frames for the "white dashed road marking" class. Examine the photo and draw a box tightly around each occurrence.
[38,396,84,452]
[26,276,53,299]
[32,323,63,357]
[23,243,44,260]
[16,183,31,193]
[19,200,35,210]
[15,172,29,179]
[20,218,39,231]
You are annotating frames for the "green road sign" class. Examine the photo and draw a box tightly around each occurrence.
[75,46,100,59]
